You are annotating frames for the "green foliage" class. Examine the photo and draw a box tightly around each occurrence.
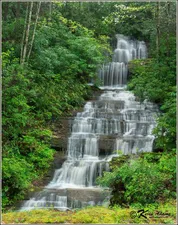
[30,14,110,82]
[2,56,55,207]
[2,1,176,213]
[126,3,176,153]
[128,58,176,151]
[97,152,176,206]
[55,2,117,38]
[2,157,36,208]
[2,50,91,209]
[128,58,175,102]
[2,3,111,210]
[2,201,176,224]
[153,90,176,150]
[103,3,153,41]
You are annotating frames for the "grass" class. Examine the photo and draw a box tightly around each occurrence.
[2,199,176,224]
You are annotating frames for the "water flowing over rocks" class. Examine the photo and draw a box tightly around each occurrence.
[99,34,147,89]
[20,34,158,211]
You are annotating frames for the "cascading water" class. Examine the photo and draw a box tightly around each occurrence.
[99,34,147,89]
[20,34,158,211]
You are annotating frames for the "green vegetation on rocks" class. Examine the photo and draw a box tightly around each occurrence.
[2,200,176,224]
[97,151,176,206]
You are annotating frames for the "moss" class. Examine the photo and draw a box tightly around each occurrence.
[2,201,176,224]
[110,154,130,170]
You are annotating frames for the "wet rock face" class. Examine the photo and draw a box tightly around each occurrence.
[50,118,71,152]
[51,137,68,152]
[67,188,110,207]
[98,138,116,156]
[20,188,110,210]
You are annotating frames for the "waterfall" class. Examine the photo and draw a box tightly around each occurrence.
[99,34,147,89]
[20,34,157,211]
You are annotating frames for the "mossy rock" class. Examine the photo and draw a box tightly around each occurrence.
[110,155,130,169]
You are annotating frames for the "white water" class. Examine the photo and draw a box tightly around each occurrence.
[99,34,147,89]
[20,34,157,211]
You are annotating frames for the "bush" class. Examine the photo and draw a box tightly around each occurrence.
[128,58,176,151]
[97,152,176,206]
[2,10,111,209]
[2,156,35,208]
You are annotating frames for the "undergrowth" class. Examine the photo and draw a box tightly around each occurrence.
[2,199,176,224]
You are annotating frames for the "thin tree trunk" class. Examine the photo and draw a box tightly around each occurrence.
[156,2,160,58]
[27,2,41,62]
[48,1,52,23]
[21,2,33,65]
[166,2,170,57]
[16,2,20,18]
[20,2,29,64]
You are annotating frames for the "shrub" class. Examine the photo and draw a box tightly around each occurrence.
[97,152,176,206]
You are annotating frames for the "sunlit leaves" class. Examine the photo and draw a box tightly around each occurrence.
[31,15,109,81]
[128,57,176,151]
[97,152,176,205]
[2,10,108,209]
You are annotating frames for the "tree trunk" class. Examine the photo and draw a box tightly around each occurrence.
[156,2,160,58]
[48,1,52,23]
[16,2,20,18]
[27,2,41,62]
[166,2,170,57]
[20,2,29,64]
[21,2,33,65]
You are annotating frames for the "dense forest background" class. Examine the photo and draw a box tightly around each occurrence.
[2,1,176,214]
